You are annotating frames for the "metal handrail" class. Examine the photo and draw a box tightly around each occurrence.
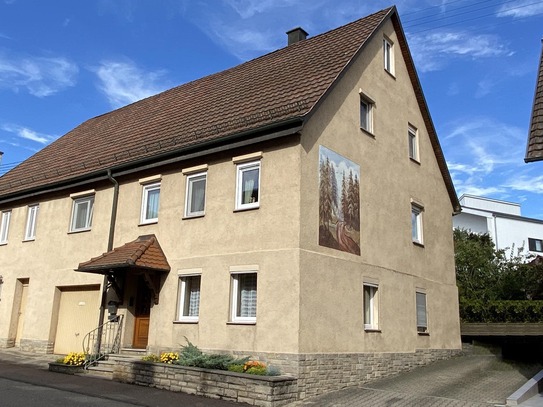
[82,315,124,369]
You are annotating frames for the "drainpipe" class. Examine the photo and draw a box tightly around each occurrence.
[97,170,120,343]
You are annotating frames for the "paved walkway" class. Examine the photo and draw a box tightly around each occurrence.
[290,354,543,407]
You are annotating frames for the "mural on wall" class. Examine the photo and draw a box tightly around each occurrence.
[319,146,360,255]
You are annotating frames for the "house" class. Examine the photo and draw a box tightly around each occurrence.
[0,7,462,398]
[525,39,543,162]
[453,194,543,256]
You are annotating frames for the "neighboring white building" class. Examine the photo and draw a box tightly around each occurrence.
[453,194,543,255]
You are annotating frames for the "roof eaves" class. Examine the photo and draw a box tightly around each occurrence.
[525,38,543,163]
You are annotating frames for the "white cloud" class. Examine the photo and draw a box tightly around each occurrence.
[94,60,171,108]
[1,124,56,144]
[408,31,512,72]
[497,0,543,18]
[224,0,298,19]
[0,52,78,97]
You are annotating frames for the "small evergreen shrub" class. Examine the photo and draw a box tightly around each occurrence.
[142,354,161,362]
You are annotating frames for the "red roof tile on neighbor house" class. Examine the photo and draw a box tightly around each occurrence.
[0,8,393,199]
[526,40,543,162]
[76,235,170,273]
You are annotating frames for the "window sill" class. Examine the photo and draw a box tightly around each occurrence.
[418,331,430,336]
[227,321,256,326]
[182,214,205,220]
[413,241,425,248]
[409,157,421,165]
[360,128,375,138]
[364,328,381,333]
[233,206,260,213]
[68,228,92,234]
[22,238,35,243]
[0,242,7,246]
[173,320,198,324]
[139,220,158,226]
[384,69,396,79]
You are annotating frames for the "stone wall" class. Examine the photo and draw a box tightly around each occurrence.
[113,360,298,407]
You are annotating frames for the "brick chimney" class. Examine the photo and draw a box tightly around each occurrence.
[286,27,308,45]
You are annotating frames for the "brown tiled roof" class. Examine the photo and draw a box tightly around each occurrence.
[0,8,392,199]
[76,234,170,273]
[526,40,543,162]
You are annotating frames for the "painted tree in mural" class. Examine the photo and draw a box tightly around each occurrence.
[340,170,360,230]
[319,156,333,231]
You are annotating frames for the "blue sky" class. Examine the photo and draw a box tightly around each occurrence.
[1,0,542,217]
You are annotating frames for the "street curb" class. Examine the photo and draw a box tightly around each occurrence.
[506,369,543,406]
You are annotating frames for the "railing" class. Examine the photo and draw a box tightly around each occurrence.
[82,315,124,369]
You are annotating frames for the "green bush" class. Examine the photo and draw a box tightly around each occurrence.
[246,366,267,375]
[175,339,248,370]
[460,299,543,323]
[227,364,245,373]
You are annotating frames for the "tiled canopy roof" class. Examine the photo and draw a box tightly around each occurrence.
[76,235,170,273]
[526,40,543,162]
[0,8,392,198]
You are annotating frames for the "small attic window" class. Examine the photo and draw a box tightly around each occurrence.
[383,36,395,75]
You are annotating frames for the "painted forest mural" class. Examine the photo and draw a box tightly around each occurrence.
[318,146,360,255]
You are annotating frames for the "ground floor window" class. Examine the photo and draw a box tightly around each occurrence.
[231,272,257,323]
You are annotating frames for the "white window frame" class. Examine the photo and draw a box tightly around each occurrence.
[408,124,419,162]
[235,161,261,210]
[360,93,374,134]
[140,182,160,224]
[184,172,207,217]
[528,238,543,252]
[411,203,424,245]
[230,271,257,323]
[24,204,39,241]
[363,283,379,330]
[70,196,94,232]
[383,37,394,75]
[177,274,201,322]
[416,291,428,333]
[0,210,12,244]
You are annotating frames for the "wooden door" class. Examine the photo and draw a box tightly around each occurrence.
[132,277,151,349]
[15,280,29,347]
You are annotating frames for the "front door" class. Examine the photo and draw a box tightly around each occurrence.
[133,276,151,349]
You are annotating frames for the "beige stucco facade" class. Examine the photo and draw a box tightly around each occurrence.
[0,14,460,392]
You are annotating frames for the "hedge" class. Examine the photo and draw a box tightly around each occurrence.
[460,300,543,323]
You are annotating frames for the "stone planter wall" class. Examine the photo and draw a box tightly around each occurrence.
[113,360,298,407]
[48,362,85,375]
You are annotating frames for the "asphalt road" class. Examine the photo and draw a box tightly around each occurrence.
[0,360,245,407]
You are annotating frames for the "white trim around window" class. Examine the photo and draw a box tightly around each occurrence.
[359,91,375,134]
[230,271,257,324]
[0,210,12,244]
[416,290,428,333]
[411,202,424,245]
[184,172,207,218]
[24,204,39,241]
[363,283,379,331]
[70,195,94,232]
[140,182,161,224]
[177,273,202,323]
[235,161,261,210]
[408,124,419,162]
[383,36,394,75]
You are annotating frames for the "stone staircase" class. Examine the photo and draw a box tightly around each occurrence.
[84,348,146,379]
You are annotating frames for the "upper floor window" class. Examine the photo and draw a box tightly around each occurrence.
[230,271,257,323]
[360,93,374,134]
[363,283,379,331]
[528,238,543,252]
[141,182,160,224]
[185,172,207,218]
[383,37,394,75]
[236,161,261,210]
[24,204,39,241]
[411,203,424,245]
[416,291,428,333]
[177,274,201,322]
[70,196,94,232]
[0,210,12,244]
[408,124,419,162]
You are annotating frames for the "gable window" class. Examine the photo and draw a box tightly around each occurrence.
[383,37,394,75]
[141,182,160,224]
[411,203,424,245]
[185,172,207,217]
[230,272,257,323]
[177,274,201,322]
[359,92,374,134]
[24,204,39,241]
[0,210,12,244]
[528,238,543,252]
[70,196,94,232]
[363,283,379,330]
[416,291,428,333]
[236,161,261,210]
[408,124,419,162]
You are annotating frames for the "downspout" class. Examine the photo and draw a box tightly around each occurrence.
[97,170,120,330]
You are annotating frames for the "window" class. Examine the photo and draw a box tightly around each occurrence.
[383,37,394,74]
[185,172,207,217]
[236,161,260,210]
[0,210,11,244]
[231,272,257,323]
[528,238,543,252]
[411,203,423,244]
[360,96,373,133]
[363,283,379,330]
[141,182,160,224]
[416,291,428,333]
[177,275,201,322]
[24,204,39,241]
[408,124,419,161]
[70,196,94,232]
